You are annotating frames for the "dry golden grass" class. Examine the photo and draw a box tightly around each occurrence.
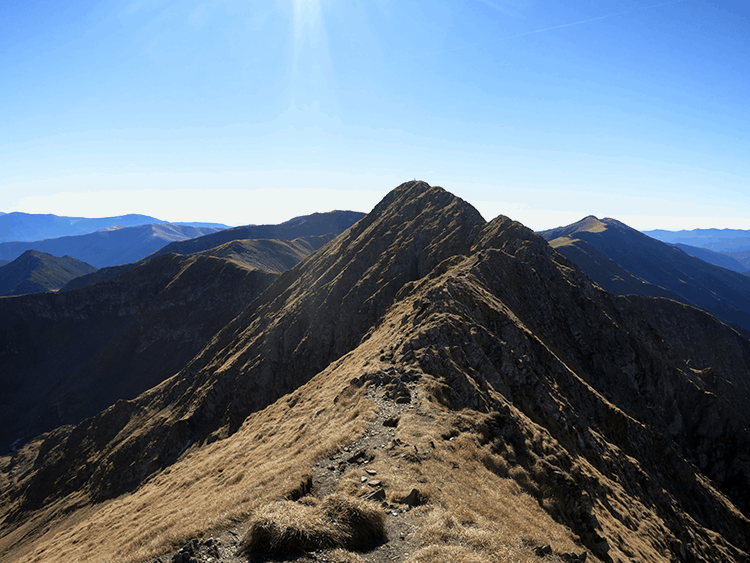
[238,493,385,554]
[0,304,683,563]
[0,360,377,563]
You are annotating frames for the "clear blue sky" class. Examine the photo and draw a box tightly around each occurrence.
[2,0,748,229]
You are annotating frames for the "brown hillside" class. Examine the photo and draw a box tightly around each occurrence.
[195,235,335,274]
[1,182,749,563]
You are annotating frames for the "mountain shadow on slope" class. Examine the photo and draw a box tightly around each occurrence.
[0,250,96,296]
[540,216,750,332]
[0,253,276,454]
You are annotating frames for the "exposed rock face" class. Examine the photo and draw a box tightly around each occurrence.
[0,250,96,296]
[1,182,749,563]
[382,215,750,559]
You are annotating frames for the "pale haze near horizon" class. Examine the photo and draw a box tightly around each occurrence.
[2,1,748,231]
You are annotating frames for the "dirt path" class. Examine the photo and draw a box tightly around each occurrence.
[155,381,425,563]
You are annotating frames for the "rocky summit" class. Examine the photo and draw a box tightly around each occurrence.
[1,181,749,563]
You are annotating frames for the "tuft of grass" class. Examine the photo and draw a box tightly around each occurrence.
[239,493,385,555]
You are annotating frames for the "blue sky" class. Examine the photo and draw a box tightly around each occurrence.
[1,0,748,229]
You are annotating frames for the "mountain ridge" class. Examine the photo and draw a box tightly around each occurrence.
[146,210,366,260]
[540,216,750,332]
[1,182,749,563]
[645,227,750,252]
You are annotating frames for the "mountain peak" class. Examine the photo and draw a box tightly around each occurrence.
[0,249,96,296]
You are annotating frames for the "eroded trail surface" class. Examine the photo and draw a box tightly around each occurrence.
[158,377,427,563]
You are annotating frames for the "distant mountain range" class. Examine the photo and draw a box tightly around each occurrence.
[0,250,96,296]
[0,211,230,243]
[0,211,366,271]
[541,216,750,332]
[0,224,223,268]
[645,227,750,252]
[148,210,366,259]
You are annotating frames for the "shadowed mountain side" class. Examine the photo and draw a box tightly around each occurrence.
[546,236,682,300]
[0,253,276,453]
[725,249,750,272]
[540,216,750,332]
[1,183,750,563]
[147,210,365,259]
[0,250,96,296]
[0,224,222,268]
[670,243,748,273]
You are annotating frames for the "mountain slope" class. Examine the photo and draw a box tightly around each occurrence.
[725,249,750,272]
[670,243,748,273]
[0,250,96,295]
[0,253,276,454]
[147,210,366,259]
[0,224,223,268]
[1,183,749,563]
[540,216,750,332]
[192,235,334,273]
[62,235,333,291]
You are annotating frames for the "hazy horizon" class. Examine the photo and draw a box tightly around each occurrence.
[3,1,748,231]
